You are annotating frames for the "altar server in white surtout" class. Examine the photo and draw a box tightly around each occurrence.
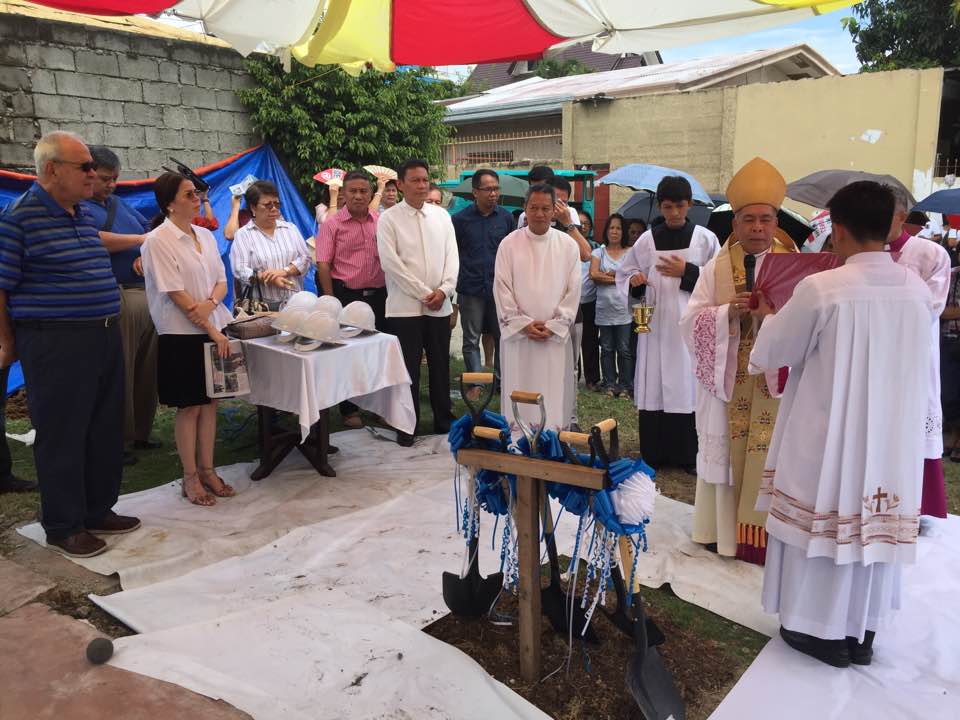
[616,176,720,473]
[494,183,581,433]
[750,181,933,668]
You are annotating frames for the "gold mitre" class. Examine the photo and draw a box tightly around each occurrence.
[726,157,786,212]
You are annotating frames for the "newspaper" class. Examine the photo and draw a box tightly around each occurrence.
[204,340,251,399]
[229,174,258,197]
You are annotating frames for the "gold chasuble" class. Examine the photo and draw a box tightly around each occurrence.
[713,235,796,563]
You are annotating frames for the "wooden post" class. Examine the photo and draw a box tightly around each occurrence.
[516,475,541,682]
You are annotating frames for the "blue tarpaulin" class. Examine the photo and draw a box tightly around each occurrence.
[0,144,316,396]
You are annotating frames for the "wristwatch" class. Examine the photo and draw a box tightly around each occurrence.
[555,222,569,232]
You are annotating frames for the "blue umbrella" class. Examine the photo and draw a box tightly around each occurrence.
[913,189,960,215]
[598,164,714,206]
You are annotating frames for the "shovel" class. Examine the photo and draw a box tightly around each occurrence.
[442,373,505,617]
[625,596,686,720]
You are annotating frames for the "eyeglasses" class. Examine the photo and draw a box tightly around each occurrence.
[476,186,500,194]
[260,201,282,210]
[183,190,201,200]
[54,160,95,173]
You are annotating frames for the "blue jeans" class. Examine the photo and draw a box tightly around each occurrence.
[459,293,499,378]
[599,323,634,392]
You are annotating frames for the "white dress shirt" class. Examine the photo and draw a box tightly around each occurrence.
[229,220,312,303]
[142,218,233,335]
[376,200,459,317]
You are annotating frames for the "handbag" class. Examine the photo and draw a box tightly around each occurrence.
[234,277,283,316]
[226,314,279,340]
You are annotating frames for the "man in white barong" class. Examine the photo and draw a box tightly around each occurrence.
[886,186,951,522]
[617,176,720,472]
[751,181,933,668]
[679,157,798,564]
[494,183,581,433]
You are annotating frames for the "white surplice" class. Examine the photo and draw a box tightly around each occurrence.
[895,236,950,459]
[749,252,933,640]
[617,226,719,413]
[494,227,582,434]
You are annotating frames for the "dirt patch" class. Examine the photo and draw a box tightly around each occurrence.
[424,587,744,720]
[34,585,134,639]
[5,389,29,421]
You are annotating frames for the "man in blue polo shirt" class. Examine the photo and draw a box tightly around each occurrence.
[82,146,159,463]
[452,169,515,400]
[0,131,140,558]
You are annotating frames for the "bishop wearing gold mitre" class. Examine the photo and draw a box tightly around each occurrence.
[679,157,798,565]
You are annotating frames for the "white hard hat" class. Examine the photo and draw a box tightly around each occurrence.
[283,291,319,313]
[293,311,344,351]
[339,301,377,337]
[272,307,311,342]
[313,295,343,318]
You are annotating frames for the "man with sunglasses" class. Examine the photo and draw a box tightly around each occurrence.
[0,131,140,558]
[452,169,515,399]
[81,146,159,465]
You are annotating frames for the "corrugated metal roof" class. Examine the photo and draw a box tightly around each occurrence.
[447,45,837,123]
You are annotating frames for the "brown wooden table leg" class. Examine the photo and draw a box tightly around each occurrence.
[297,409,336,477]
[250,405,301,481]
[516,474,542,683]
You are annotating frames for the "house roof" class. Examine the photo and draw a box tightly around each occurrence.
[0,0,231,47]
[467,40,660,91]
[446,44,838,125]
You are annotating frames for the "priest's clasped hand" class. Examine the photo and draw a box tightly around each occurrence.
[523,321,554,341]
[629,272,647,287]
[422,289,446,311]
[656,254,686,278]
[728,291,754,320]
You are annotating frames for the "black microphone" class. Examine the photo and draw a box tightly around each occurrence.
[743,253,756,291]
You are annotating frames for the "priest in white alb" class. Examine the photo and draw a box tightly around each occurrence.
[494,184,581,433]
[617,176,720,473]
[751,181,933,667]
[886,186,951,521]
[679,157,797,564]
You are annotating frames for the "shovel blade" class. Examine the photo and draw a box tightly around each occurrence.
[442,570,503,618]
[625,646,685,720]
[541,586,600,643]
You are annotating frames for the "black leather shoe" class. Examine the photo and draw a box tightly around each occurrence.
[780,627,850,668]
[0,474,38,493]
[133,439,161,450]
[846,631,875,665]
[396,432,415,447]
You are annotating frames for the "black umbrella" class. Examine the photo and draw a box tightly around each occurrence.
[786,169,915,209]
[707,203,811,246]
[616,191,713,227]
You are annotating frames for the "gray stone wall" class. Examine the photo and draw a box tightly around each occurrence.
[0,12,260,178]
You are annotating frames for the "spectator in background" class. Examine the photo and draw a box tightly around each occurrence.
[627,218,648,245]
[590,214,634,397]
[579,252,601,392]
[192,190,218,231]
[142,172,234,507]
[579,210,594,241]
[380,179,400,211]
[452,169,514,399]
[0,131,138,556]
[316,170,387,429]
[225,194,252,242]
[83,146,160,464]
[426,183,444,206]
[377,159,459,447]
[230,180,312,308]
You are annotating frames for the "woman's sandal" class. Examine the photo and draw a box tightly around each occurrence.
[181,472,216,506]
[199,467,236,497]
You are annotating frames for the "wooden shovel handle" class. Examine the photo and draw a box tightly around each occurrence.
[593,418,617,434]
[558,430,591,448]
[473,426,505,441]
[510,390,543,405]
[462,372,495,385]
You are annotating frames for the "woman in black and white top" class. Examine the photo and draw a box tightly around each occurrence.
[229,180,312,306]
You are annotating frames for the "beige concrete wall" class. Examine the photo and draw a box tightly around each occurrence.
[563,67,944,207]
[731,67,944,204]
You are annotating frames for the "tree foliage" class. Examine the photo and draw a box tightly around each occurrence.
[534,59,594,79]
[237,57,450,203]
[844,0,960,71]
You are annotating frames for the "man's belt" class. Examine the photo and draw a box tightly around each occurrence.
[119,283,145,290]
[15,315,119,329]
[333,280,384,298]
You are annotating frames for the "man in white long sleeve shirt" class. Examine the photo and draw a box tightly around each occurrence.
[377,159,459,446]
[750,182,933,668]
[494,184,581,433]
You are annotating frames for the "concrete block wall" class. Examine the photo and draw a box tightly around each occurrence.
[0,12,259,178]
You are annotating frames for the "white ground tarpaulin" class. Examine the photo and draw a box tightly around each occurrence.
[710,516,960,720]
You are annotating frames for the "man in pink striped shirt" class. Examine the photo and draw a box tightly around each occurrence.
[316,169,387,427]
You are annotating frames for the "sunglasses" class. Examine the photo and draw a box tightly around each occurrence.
[55,159,95,173]
[260,201,282,210]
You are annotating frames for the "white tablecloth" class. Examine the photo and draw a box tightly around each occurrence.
[243,333,416,439]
